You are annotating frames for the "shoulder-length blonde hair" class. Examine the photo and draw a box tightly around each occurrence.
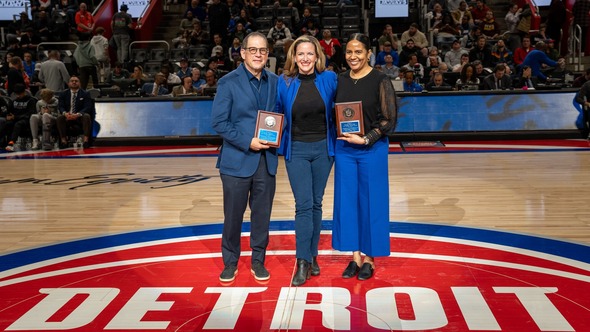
[283,35,326,78]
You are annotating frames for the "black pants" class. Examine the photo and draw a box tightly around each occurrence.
[220,153,276,267]
[57,113,92,140]
[78,66,98,90]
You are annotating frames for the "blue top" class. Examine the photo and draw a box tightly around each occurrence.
[275,70,338,161]
[375,50,399,67]
[521,50,558,81]
[403,81,424,92]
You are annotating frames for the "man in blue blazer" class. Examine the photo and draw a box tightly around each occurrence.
[211,32,279,283]
[57,75,94,149]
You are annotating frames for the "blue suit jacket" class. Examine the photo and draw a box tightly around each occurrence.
[140,83,169,96]
[275,70,338,161]
[211,64,279,177]
[58,89,95,116]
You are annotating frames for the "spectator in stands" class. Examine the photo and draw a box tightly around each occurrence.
[5,57,26,96]
[521,41,559,81]
[230,22,248,42]
[504,3,522,35]
[469,35,493,68]
[22,52,36,81]
[111,4,133,63]
[445,39,467,68]
[461,26,481,49]
[452,1,473,26]
[4,83,36,152]
[470,0,490,25]
[268,19,293,50]
[428,0,449,12]
[302,19,320,38]
[402,54,425,82]
[479,10,500,40]
[427,3,445,30]
[73,32,99,89]
[573,68,590,88]
[226,0,242,20]
[298,7,319,36]
[378,24,399,52]
[128,65,148,92]
[172,75,199,96]
[210,46,232,72]
[447,0,461,12]
[51,2,72,41]
[244,0,261,19]
[177,58,192,78]
[106,62,130,84]
[19,27,41,57]
[91,27,110,83]
[180,11,196,31]
[208,0,231,43]
[190,68,205,92]
[473,60,487,85]
[375,41,399,67]
[30,88,59,150]
[31,0,54,16]
[39,50,70,92]
[141,72,169,96]
[452,52,470,72]
[572,0,590,52]
[432,13,460,50]
[455,63,479,89]
[210,33,226,55]
[513,65,537,89]
[401,23,429,49]
[161,64,182,85]
[57,76,93,149]
[491,39,513,68]
[425,55,443,82]
[229,37,242,62]
[402,70,423,92]
[482,63,511,90]
[379,54,399,78]
[200,69,218,92]
[319,29,341,64]
[186,0,207,22]
[236,9,256,33]
[426,72,452,90]
[33,11,52,42]
[531,23,549,45]
[545,39,559,61]
[173,29,192,49]
[75,3,95,39]
[399,39,424,67]
[513,36,533,68]
[189,21,210,46]
[7,12,32,41]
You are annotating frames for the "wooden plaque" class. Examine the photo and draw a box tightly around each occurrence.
[255,110,284,148]
[335,101,364,137]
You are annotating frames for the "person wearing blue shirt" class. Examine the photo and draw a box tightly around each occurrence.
[402,70,424,92]
[375,41,399,67]
[275,35,338,286]
[521,41,558,81]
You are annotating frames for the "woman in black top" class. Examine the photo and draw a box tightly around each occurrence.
[332,33,398,281]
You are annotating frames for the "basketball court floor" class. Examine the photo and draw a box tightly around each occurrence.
[1,139,590,331]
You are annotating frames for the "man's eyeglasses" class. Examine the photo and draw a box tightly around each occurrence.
[246,47,269,55]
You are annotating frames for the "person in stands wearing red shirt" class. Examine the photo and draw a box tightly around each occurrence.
[471,0,491,25]
[75,3,95,39]
[513,35,533,68]
[319,29,341,66]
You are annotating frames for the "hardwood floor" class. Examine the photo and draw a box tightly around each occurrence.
[1,143,589,255]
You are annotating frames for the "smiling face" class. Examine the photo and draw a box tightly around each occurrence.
[240,35,268,77]
[295,42,317,75]
[345,40,370,73]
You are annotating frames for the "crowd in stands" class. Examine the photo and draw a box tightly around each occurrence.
[0,0,587,152]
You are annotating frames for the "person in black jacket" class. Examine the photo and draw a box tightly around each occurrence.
[4,83,36,152]
[56,75,94,149]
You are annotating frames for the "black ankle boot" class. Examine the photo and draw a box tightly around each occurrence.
[311,256,320,276]
[292,259,311,286]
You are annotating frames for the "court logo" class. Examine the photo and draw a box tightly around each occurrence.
[1,222,589,331]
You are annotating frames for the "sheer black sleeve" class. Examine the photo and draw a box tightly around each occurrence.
[364,76,398,145]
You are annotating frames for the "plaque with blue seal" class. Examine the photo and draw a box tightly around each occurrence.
[255,110,284,148]
[335,101,364,137]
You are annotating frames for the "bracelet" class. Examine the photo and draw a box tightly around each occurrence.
[363,136,369,145]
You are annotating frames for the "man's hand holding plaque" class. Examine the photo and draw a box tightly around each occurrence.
[335,101,364,137]
[255,110,284,148]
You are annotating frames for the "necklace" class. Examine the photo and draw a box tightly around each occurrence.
[350,69,371,84]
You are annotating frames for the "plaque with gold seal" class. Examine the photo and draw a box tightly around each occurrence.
[255,110,284,148]
[335,101,364,137]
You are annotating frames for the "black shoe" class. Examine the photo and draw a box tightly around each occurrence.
[291,259,311,286]
[251,260,270,281]
[342,261,360,279]
[219,265,238,282]
[58,141,68,149]
[311,256,320,276]
[357,263,374,281]
[83,141,89,149]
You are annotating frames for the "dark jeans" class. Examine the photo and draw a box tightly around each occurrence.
[78,65,98,90]
[9,118,30,142]
[57,113,92,141]
[220,153,276,267]
[285,139,334,262]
